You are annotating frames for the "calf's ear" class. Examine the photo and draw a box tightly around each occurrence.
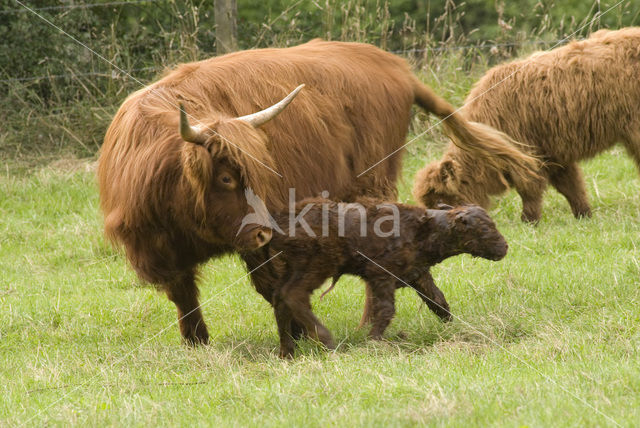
[436,203,454,210]
[418,211,434,224]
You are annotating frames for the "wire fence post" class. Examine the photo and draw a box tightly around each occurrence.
[214,0,237,55]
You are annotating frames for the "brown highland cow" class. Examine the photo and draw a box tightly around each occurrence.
[413,27,640,222]
[98,40,535,345]
[242,198,508,358]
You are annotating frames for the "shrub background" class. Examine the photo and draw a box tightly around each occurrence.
[0,0,638,161]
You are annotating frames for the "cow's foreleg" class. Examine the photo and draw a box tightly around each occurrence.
[510,163,547,223]
[517,184,545,224]
[624,128,640,180]
[549,163,591,218]
[164,271,209,346]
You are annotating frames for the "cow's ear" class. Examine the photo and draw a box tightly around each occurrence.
[181,143,212,191]
[440,160,460,183]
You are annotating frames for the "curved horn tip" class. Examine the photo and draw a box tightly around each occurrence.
[236,83,307,128]
[178,103,207,145]
[179,103,188,127]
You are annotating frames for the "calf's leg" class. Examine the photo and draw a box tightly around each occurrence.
[411,273,452,321]
[247,267,308,340]
[273,290,296,358]
[290,320,308,340]
[282,280,335,349]
[548,163,592,218]
[164,270,209,345]
[358,281,375,328]
[368,279,396,340]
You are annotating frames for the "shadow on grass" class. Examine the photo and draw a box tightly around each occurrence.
[208,315,535,360]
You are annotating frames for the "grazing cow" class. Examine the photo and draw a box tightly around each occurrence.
[241,199,508,358]
[413,27,640,222]
[98,39,533,345]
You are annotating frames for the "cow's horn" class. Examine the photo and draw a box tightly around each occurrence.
[179,103,208,145]
[237,84,305,128]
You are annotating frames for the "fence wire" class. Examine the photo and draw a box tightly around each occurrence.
[0,66,163,84]
[0,0,167,14]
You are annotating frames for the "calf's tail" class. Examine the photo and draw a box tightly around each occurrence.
[319,275,341,300]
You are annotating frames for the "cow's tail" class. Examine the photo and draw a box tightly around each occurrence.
[412,79,543,186]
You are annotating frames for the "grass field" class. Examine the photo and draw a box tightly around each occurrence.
[1,130,639,426]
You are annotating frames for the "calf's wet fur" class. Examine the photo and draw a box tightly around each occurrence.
[241,198,508,358]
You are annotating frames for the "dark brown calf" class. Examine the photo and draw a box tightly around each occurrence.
[241,198,508,358]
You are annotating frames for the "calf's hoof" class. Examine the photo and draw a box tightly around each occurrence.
[439,311,453,322]
[315,329,336,350]
[368,331,384,341]
[279,346,295,359]
[321,337,336,350]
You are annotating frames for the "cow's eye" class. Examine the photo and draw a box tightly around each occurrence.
[219,174,236,189]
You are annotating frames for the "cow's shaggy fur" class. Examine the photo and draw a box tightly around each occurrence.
[98,39,534,345]
[413,27,640,222]
[242,199,508,358]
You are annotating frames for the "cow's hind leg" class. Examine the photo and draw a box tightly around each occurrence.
[164,270,209,346]
[623,127,640,173]
[411,272,452,321]
[548,163,591,218]
[368,279,396,340]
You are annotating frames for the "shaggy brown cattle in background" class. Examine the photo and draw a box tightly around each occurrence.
[413,27,640,222]
[242,199,508,358]
[98,39,534,345]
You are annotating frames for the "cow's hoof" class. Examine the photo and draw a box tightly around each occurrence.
[183,332,209,347]
[573,208,592,219]
[520,212,540,225]
[182,324,209,346]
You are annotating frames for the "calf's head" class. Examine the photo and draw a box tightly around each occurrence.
[442,205,508,261]
[177,85,304,251]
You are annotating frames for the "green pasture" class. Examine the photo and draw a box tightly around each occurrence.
[1,136,639,426]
